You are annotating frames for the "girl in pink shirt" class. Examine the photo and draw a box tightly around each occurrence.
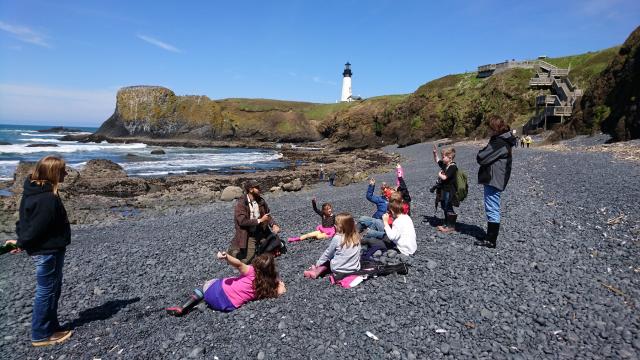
[166,252,286,315]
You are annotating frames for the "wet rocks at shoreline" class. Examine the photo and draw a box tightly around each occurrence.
[0,145,398,237]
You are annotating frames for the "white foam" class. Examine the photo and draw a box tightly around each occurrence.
[19,138,62,142]
[20,133,66,137]
[0,142,147,154]
[121,152,282,172]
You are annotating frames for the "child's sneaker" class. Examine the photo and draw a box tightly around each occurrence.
[287,237,301,243]
[165,306,184,316]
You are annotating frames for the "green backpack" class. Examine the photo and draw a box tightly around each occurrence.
[454,164,468,205]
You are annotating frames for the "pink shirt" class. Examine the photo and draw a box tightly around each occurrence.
[222,266,256,308]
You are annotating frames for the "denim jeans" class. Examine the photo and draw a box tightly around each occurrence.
[484,184,502,223]
[357,216,385,239]
[31,250,65,341]
[441,190,456,218]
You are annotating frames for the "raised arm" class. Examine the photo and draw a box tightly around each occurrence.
[432,144,440,164]
[217,251,250,275]
[311,198,323,216]
[395,164,404,188]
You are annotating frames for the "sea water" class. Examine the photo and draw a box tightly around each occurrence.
[0,124,285,180]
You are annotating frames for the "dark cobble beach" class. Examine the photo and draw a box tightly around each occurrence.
[1,139,639,359]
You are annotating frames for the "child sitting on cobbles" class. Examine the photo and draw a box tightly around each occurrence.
[303,213,361,283]
[166,252,285,316]
[287,198,335,243]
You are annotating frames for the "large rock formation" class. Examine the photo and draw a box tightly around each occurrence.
[96,86,322,142]
[574,26,640,141]
[92,44,622,148]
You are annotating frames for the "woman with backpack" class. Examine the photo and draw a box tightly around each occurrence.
[476,116,517,248]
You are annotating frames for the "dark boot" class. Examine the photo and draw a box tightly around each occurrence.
[439,214,457,233]
[475,222,499,248]
[487,222,500,248]
[166,288,204,316]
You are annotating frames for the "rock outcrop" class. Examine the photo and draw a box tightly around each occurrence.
[96,86,322,142]
[573,26,640,141]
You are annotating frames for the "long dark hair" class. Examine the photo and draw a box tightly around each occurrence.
[251,254,280,300]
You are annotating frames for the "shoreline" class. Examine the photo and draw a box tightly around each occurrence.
[0,141,399,238]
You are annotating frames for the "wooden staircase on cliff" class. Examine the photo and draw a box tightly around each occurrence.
[524,61,583,132]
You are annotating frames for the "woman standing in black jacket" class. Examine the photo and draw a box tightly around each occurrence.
[5,155,73,346]
[476,117,517,248]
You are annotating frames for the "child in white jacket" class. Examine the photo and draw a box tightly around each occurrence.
[382,200,417,256]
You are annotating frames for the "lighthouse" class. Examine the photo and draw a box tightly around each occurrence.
[341,62,352,102]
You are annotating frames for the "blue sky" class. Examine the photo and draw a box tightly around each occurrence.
[0,0,638,126]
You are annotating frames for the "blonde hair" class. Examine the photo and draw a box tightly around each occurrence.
[442,147,456,160]
[334,212,360,248]
[31,155,66,195]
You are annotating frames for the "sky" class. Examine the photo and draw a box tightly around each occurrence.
[0,0,638,127]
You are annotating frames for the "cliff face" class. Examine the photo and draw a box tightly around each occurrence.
[95,42,625,147]
[97,86,322,141]
[574,26,640,141]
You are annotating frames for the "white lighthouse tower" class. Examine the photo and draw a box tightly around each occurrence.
[341,62,352,102]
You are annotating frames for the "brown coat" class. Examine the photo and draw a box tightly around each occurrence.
[230,195,276,249]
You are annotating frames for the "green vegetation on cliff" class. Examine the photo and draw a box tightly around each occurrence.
[97,43,623,147]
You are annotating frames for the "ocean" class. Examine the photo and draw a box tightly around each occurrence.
[0,124,286,180]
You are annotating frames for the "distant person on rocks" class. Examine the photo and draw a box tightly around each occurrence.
[475,116,517,248]
[525,135,532,148]
[6,155,74,347]
[303,213,362,283]
[432,145,458,233]
[520,136,525,148]
[228,180,281,264]
[166,252,286,316]
[328,171,336,186]
[287,198,335,243]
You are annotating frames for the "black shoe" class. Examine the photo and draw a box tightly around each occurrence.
[476,222,499,248]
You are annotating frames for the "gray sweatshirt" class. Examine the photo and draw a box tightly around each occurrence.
[477,131,517,191]
[316,233,361,273]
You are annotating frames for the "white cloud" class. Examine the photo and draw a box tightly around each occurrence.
[312,76,337,86]
[136,34,181,53]
[0,21,51,48]
[0,84,116,126]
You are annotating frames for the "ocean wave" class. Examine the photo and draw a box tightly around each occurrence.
[0,142,147,154]
[18,138,62,142]
[121,152,282,172]
[20,133,67,137]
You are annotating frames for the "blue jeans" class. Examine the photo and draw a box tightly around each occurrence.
[358,216,385,239]
[31,250,65,341]
[484,185,502,223]
[441,190,456,218]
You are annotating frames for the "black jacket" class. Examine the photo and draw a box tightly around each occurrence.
[477,131,517,191]
[16,177,71,255]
